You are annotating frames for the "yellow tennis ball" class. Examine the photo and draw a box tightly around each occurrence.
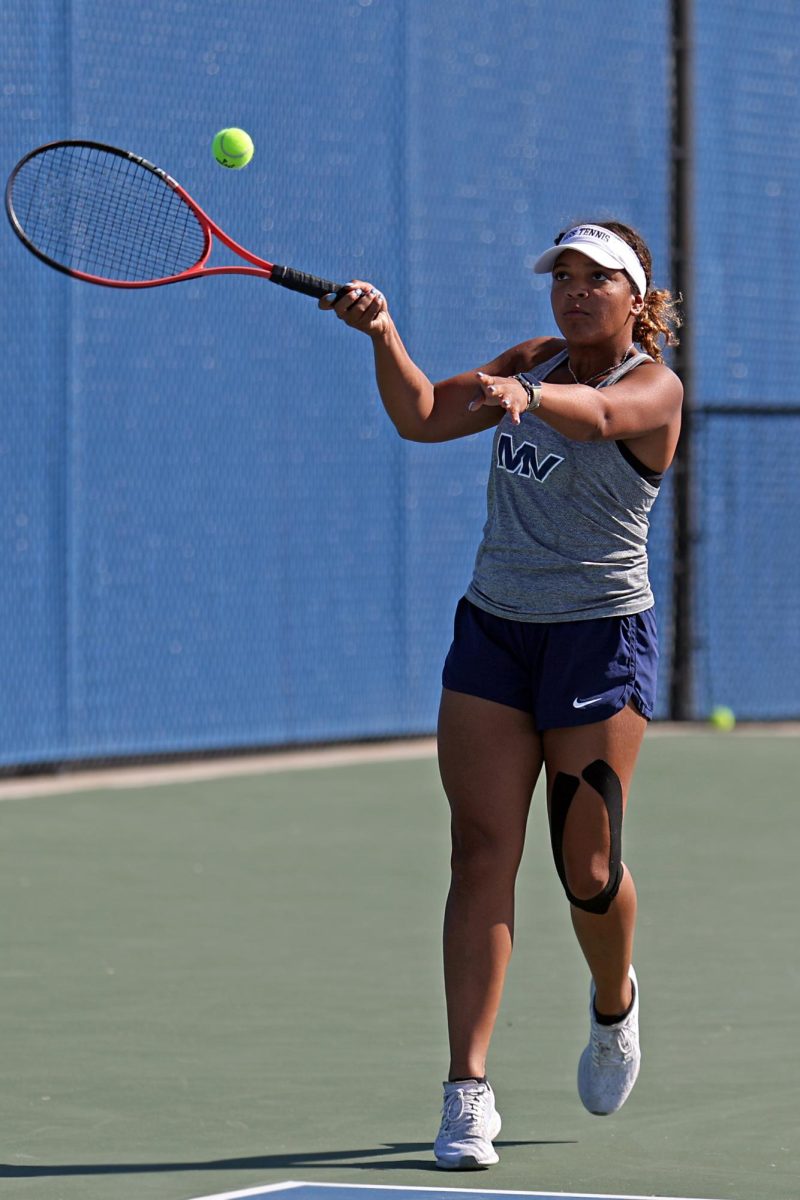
[212,127,254,169]
[709,705,736,731]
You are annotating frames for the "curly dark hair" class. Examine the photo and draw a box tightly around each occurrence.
[555,220,682,363]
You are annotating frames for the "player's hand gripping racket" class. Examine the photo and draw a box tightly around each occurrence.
[5,139,349,298]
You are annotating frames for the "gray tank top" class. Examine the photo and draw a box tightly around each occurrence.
[466,348,660,622]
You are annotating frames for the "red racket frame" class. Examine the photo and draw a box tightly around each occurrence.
[5,140,346,299]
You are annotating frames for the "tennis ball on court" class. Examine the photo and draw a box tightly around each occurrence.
[212,127,254,169]
[709,705,736,731]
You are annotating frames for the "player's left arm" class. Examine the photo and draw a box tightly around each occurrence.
[550,362,683,443]
[475,361,683,443]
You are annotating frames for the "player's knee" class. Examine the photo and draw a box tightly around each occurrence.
[566,861,623,914]
[449,821,523,888]
[561,851,618,909]
[549,760,624,915]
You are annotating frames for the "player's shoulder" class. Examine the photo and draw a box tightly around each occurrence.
[485,336,566,377]
[628,356,684,398]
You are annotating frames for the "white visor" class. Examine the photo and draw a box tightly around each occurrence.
[533,224,647,298]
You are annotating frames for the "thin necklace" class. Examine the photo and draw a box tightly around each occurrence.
[567,345,634,388]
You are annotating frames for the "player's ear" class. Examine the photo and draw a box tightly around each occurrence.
[631,292,645,316]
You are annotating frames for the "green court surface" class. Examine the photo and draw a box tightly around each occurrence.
[1,732,797,1200]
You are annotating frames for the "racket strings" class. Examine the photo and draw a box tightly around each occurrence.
[51,147,203,279]
[9,144,207,282]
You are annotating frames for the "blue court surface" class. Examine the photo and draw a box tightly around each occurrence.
[188,1182,730,1200]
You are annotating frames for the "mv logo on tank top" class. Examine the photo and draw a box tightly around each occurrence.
[496,432,564,483]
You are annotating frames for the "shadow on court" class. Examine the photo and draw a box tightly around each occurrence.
[0,1140,574,1178]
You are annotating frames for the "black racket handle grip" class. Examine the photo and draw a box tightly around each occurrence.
[270,264,350,301]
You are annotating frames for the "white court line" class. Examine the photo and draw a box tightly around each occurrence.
[184,1185,305,1200]
[183,1181,730,1200]
[1,721,797,803]
[269,1182,730,1200]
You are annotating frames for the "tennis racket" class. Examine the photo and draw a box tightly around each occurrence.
[5,139,349,299]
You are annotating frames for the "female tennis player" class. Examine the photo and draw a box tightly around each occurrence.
[321,221,682,1170]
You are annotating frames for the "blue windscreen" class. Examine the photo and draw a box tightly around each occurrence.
[15,0,796,764]
[691,1,800,718]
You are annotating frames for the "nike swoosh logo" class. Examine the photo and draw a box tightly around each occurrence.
[572,694,607,709]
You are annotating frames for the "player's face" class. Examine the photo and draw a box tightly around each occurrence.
[550,249,642,346]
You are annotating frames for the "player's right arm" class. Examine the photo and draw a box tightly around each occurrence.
[320,281,554,443]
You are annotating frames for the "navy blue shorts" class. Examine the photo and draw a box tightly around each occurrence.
[442,597,659,730]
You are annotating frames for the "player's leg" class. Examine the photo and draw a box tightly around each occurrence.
[571,864,638,1016]
[543,701,647,1114]
[435,686,542,1169]
[544,702,645,1012]
[438,686,544,1081]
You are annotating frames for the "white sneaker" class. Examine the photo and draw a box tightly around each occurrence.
[434,1079,502,1169]
[578,965,641,1115]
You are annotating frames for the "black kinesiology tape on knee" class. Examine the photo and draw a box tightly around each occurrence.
[550,759,624,915]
